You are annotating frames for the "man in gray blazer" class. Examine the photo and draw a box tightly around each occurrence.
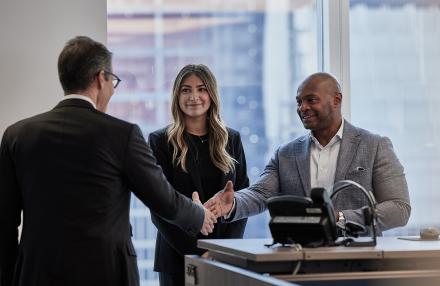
[206,72,410,233]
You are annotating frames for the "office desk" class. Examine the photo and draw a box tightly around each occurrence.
[184,237,440,285]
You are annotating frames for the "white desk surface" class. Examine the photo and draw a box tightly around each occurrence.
[198,237,440,262]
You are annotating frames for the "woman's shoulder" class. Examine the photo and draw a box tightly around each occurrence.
[226,127,241,139]
[148,126,170,143]
[225,127,245,152]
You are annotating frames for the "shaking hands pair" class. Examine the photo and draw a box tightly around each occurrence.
[192,180,235,236]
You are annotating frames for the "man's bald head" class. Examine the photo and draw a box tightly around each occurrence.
[295,72,343,144]
[297,72,342,97]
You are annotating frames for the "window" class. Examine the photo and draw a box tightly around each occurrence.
[349,0,440,235]
[108,0,319,284]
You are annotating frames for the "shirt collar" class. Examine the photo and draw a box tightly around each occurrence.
[310,119,345,148]
[335,119,344,139]
[61,94,97,109]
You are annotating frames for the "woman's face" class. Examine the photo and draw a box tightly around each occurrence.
[178,74,211,120]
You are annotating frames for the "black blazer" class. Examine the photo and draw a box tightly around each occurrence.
[0,99,204,286]
[148,127,249,276]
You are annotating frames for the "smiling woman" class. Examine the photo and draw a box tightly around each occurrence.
[178,74,211,120]
[148,64,250,286]
[166,64,236,174]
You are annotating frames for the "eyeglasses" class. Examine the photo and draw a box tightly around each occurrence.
[103,70,122,88]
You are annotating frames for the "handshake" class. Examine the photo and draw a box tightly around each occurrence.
[192,181,235,235]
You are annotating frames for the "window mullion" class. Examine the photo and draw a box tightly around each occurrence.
[322,0,351,120]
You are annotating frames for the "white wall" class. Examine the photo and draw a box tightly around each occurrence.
[0,0,107,134]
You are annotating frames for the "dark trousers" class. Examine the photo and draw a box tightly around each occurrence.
[159,272,184,286]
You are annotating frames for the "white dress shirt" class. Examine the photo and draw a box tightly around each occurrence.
[61,94,97,109]
[310,120,344,191]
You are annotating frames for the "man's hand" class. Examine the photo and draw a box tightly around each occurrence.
[204,180,235,218]
[201,251,211,259]
[192,192,217,235]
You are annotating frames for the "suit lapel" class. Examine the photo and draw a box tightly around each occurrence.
[334,121,361,181]
[295,136,311,196]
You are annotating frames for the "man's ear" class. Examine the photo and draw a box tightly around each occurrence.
[334,92,342,106]
[96,71,105,90]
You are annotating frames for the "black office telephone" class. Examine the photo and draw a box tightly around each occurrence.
[267,188,338,247]
[267,181,378,247]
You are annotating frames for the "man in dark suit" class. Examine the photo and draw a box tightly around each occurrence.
[0,36,216,286]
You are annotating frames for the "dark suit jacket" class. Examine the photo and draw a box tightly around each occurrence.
[148,127,249,276]
[0,99,205,286]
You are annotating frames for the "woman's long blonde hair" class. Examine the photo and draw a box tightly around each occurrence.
[167,64,236,174]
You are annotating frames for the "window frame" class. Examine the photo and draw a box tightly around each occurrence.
[320,0,351,120]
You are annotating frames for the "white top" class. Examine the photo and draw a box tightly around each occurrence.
[309,119,344,191]
[61,94,96,109]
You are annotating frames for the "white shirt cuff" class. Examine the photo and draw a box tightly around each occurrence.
[223,198,236,220]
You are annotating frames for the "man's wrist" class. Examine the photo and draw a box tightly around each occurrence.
[336,211,346,227]
[337,211,345,222]
[223,198,236,219]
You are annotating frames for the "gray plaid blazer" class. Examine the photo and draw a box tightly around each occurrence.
[233,120,411,234]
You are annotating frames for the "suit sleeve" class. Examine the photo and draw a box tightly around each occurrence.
[342,137,411,231]
[147,131,172,179]
[232,147,282,221]
[0,128,22,286]
[123,125,204,237]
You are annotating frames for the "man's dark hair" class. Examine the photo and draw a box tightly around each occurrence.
[58,36,112,94]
